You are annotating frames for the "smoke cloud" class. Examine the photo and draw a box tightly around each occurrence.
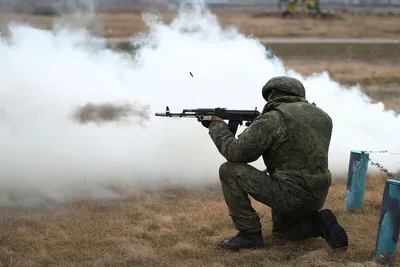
[0,4,399,207]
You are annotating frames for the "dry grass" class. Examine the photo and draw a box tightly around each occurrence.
[282,60,400,111]
[0,173,394,267]
[285,60,400,87]
[1,11,400,38]
[265,43,400,63]
[261,43,400,110]
[258,43,400,111]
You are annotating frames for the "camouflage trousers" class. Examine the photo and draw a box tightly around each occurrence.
[219,162,329,241]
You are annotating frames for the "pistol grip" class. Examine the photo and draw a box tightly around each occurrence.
[228,120,240,136]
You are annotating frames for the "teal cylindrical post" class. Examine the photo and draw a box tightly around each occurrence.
[375,179,400,265]
[344,150,370,212]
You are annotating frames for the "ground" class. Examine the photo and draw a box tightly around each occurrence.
[265,43,400,111]
[1,8,400,267]
[0,173,392,267]
[1,10,400,39]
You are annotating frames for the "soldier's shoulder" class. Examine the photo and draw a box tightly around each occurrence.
[309,102,333,121]
[256,109,285,125]
[301,102,333,127]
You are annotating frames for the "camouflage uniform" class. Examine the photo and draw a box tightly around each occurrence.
[206,76,347,250]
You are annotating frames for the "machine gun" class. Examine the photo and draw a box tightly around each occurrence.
[155,106,260,135]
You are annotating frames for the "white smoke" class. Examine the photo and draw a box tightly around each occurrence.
[0,4,399,207]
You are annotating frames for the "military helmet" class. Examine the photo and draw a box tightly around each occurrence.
[262,76,306,101]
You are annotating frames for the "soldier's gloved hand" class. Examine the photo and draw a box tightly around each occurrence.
[201,116,223,128]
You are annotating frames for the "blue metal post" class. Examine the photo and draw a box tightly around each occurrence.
[375,179,400,265]
[344,150,370,212]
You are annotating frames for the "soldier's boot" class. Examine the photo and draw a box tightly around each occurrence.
[219,230,264,252]
[316,209,348,251]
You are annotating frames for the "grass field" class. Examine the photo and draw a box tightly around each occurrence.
[0,173,393,267]
[1,10,400,39]
[267,43,400,111]
[285,60,400,110]
[270,44,400,111]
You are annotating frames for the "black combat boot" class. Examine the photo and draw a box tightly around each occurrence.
[219,230,265,252]
[316,209,348,251]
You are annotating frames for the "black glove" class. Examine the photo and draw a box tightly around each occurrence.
[201,120,212,128]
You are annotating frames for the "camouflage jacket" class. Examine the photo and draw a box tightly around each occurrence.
[208,95,333,190]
